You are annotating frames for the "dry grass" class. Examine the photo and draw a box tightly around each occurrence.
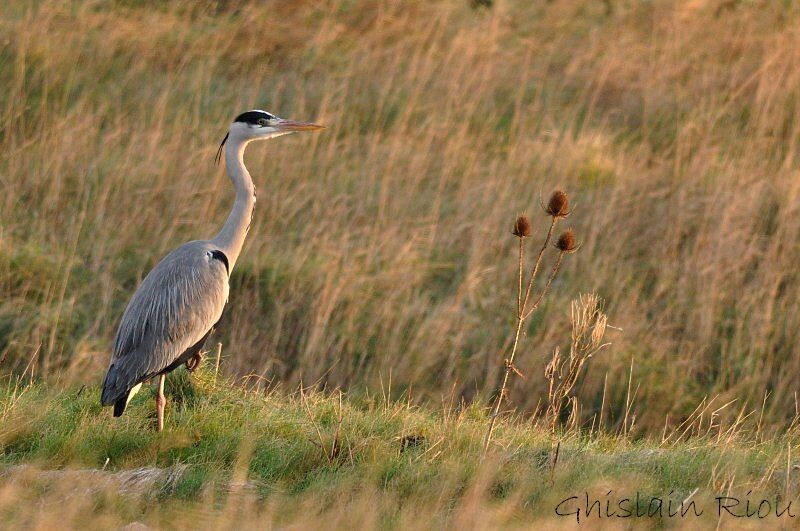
[545,294,609,434]
[2,0,800,435]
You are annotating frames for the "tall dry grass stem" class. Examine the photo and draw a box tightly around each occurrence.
[213,342,223,388]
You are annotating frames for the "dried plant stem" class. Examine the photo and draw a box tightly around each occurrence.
[213,342,223,388]
[483,314,526,451]
[483,217,560,452]
[523,252,564,320]
[517,237,524,316]
[300,386,333,464]
[544,294,609,434]
[520,218,557,312]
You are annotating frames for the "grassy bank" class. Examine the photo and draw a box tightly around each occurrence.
[1,371,799,528]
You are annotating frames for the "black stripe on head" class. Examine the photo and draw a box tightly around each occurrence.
[210,249,230,275]
[215,131,229,165]
[234,110,275,125]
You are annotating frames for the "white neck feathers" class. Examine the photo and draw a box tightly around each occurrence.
[210,135,256,271]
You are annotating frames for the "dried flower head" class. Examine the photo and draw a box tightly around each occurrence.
[546,190,569,217]
[512,215,532,237]
[555,229,578,252]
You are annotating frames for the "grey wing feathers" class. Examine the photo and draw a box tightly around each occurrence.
[101,241,229,405]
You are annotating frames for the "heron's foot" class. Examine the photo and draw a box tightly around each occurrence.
[186,351,203,372]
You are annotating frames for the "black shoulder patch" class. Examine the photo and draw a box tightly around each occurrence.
[234,110,274,125]
[209,249,230,275]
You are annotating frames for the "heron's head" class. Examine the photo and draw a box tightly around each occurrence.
[216,109,324,163]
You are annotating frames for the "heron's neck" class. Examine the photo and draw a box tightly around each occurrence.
[211,137,256,271]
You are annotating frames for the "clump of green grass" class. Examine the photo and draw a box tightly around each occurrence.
[1,374,799,528]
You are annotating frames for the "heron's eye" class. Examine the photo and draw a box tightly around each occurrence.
[257,118,268,126]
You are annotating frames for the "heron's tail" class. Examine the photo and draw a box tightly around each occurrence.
[100,363,121,406]
[113,397,127,417]
[111,382,143,417]
[101,361,143,416]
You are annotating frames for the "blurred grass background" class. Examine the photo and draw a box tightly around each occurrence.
[2,0,800,433]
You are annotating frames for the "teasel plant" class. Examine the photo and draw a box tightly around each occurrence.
[483,190,578,452]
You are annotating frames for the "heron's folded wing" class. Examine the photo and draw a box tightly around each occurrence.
[101,242,228,405]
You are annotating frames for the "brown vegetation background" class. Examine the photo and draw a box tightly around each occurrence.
[2,0,800,433]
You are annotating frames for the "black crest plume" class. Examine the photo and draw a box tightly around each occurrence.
[215,132,229,165]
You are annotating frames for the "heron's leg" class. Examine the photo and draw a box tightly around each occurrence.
[156,374,166,432]
[186,351,203,372]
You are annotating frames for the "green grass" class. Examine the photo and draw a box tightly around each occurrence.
[2,369,798,528]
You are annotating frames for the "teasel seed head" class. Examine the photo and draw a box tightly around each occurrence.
[555,228,578,253]
[546,190,569,218]
[512,215,532,238]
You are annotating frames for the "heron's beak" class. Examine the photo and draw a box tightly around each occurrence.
[275,119,325,132]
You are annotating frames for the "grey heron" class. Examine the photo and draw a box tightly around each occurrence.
[100,110,323,430]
